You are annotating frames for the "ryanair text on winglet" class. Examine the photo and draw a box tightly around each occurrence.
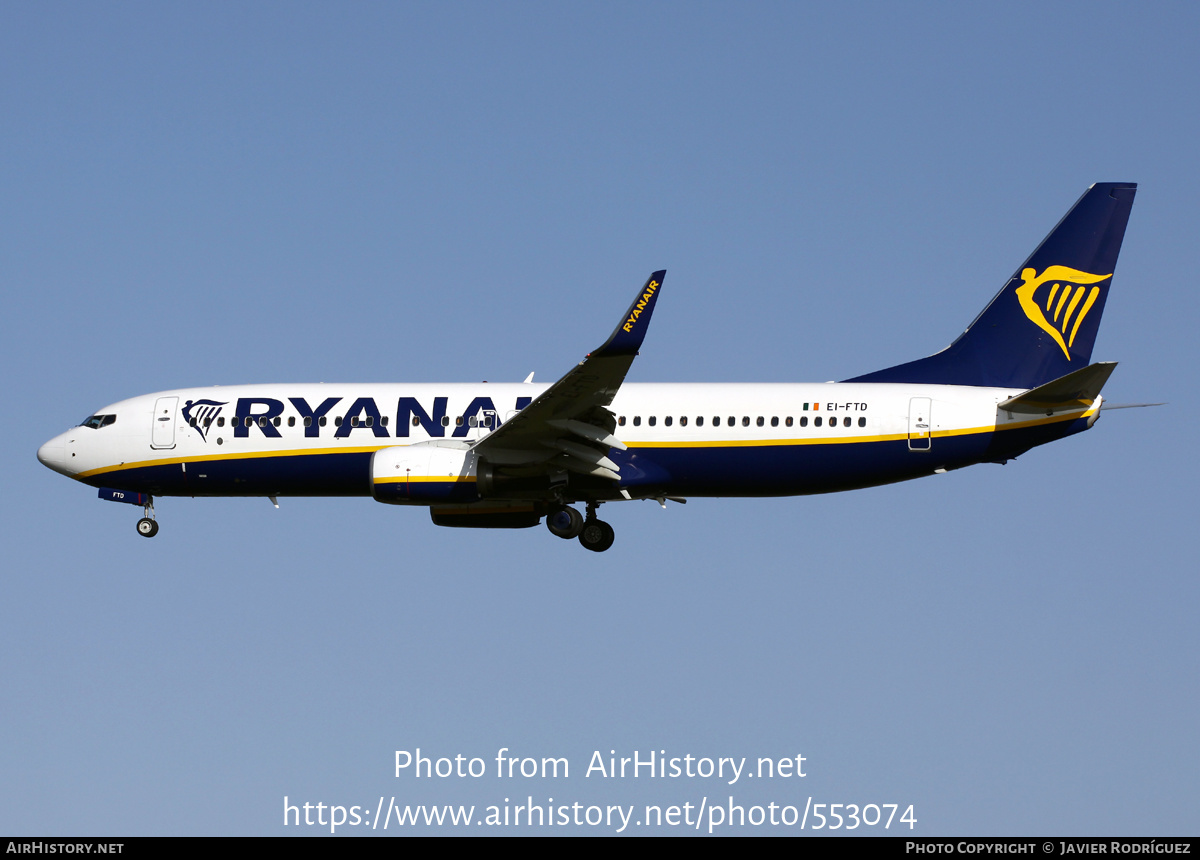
[622,280,659,333]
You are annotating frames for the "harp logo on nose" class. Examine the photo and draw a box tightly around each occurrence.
[1015,266,1112,360]
[180,399,227,442]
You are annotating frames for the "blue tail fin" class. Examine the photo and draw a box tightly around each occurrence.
[846,183,1136,389]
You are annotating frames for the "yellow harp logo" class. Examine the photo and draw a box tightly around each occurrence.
[1015,266,1111,360]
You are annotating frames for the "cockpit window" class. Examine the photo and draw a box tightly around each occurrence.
[80,414,116,429]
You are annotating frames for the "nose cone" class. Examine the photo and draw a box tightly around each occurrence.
[37,433,72,477]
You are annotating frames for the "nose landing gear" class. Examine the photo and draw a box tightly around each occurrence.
[136,497,159,538]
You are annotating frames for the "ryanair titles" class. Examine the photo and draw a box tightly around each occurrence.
[194,394,533,443]
[622,279,659,333]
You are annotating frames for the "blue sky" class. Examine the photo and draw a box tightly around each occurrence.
[3,2,1197,835]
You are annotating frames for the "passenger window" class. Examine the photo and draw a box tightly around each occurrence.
[273,416,281,427]
[771,417,778,427]
[785,417,793,427]
[218,417,225,427]
[304,416,312,427]
[727,417,735,427]
[843,416,851,427]
[814,416,822,427]
[189,417,198,427]
[649,416,656,426]
[742,416,749,426]
[756,416,764,427]
[633,416,641,427]
[469,416,478,427]
[351,416,360,427]
[412,416,421,426]
[441,416,450,427]
[697,416,704,427]
[334,416,343,426]
[382,416,389,426]
[858,416,866,427]
[618,416,626,426]
[288,416,296,427]
[319,416,327,427]
[455,416,464,426]
[680,416,688,426]
[664,416,672,427]
[800,416,807,427]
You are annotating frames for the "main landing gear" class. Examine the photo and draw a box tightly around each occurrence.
[546,502,614,552]
[136,497,159,538]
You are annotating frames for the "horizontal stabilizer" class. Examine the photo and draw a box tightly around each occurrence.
[1100,401,1166,410]
[998,361,1117,414]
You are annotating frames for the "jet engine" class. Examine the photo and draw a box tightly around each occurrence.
[370,444,480,505]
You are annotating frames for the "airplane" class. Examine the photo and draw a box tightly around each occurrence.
[38,182,1137,552]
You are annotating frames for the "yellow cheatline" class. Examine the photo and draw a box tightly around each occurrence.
[80,406,1098,482]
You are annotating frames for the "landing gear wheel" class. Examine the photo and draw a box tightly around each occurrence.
[136,517,159,538]
[546,506,584,539]
[578,519,615,553]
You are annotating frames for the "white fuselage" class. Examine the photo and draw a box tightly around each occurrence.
[37,380,1099,501]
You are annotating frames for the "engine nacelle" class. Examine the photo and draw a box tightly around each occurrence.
[371,444,481,505]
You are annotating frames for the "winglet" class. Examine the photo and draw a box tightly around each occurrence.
[592,270,666,357]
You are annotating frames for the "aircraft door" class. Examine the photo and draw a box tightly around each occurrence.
[151,396,179,449]
[908,397,932,451]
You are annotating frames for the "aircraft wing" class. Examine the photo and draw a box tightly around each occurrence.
[470,270,665,481]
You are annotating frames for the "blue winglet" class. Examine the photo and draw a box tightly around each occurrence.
[592,270,666,357]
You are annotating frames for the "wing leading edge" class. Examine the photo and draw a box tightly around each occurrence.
[470,270,665,481]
